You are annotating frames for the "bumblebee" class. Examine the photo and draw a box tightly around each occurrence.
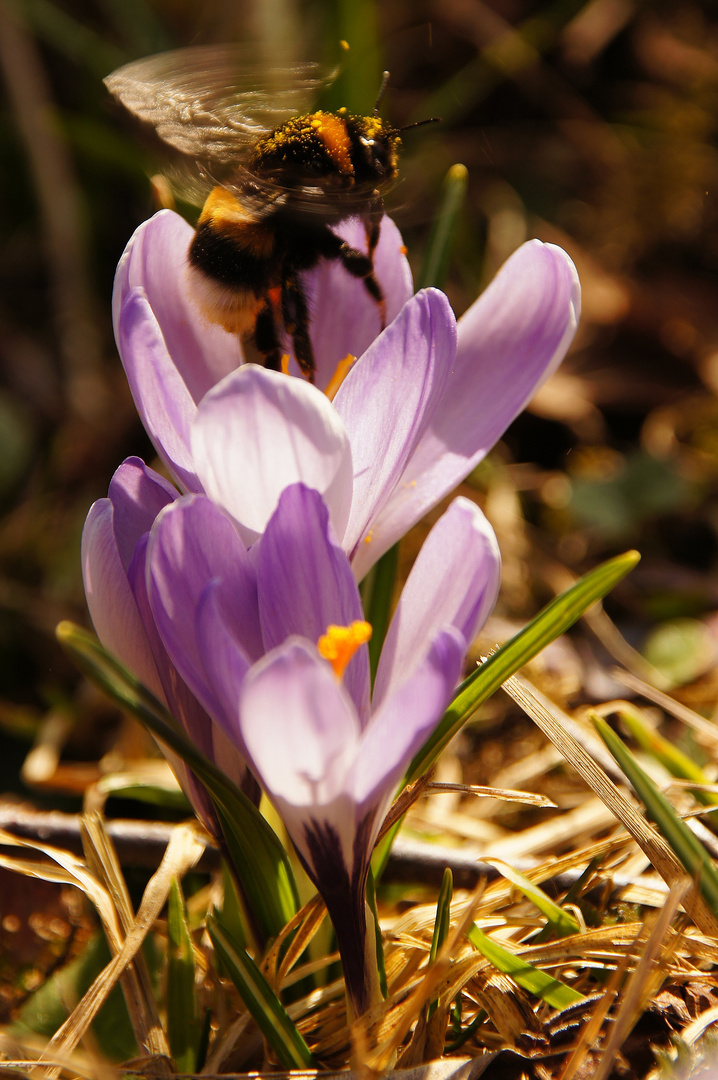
[104,46,404,380]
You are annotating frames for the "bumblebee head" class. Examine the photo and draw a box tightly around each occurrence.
[350,115,401,186]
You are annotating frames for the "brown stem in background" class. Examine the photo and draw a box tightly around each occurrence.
[0,1,107,423]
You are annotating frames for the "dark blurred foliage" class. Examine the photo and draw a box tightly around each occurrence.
[1,0,718,798]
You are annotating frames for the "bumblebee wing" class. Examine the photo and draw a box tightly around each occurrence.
[104,45,335,161]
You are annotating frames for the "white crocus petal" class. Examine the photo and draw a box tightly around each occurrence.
[191,366,354,547]
[239,639,359,807]
[239,639,362,871]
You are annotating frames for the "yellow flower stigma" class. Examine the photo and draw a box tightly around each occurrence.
[324,353,356,401]
[317,621,372,680]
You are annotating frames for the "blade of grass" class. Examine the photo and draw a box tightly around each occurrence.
[366,868,387,998]
[484,860,580,938]
[504,674,718,937]
[467,925,584,1008]
[617,706,718,813]
[430,868,453,966]
[592,714,718,919]
[57,621,298,940]
[207,914,314,1070]
[37,823,205,1080]
[428,868,453,1020]
[416,164,469,291]
[167,878,201,1073]
[361,541,399,684]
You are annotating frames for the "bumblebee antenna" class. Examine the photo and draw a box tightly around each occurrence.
[375,70,391,115]
[399,116,441,132]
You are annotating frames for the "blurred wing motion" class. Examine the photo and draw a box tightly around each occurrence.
[103,45,336,163]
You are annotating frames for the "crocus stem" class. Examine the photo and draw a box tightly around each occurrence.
[323,873,381,1020]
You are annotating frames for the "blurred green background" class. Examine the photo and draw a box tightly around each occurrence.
[1,0,718,882]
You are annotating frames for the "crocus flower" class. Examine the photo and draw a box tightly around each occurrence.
[138,480,500,1017]
[113,210,580,578]
[81,456,255,827]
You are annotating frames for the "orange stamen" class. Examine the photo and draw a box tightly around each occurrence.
[324,353,357,401]
[317,621,372,680]
[280,354,290,375]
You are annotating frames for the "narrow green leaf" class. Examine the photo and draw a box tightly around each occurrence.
[430,868,453,965]
[428,868,453,1019]
[196,1008,212,1072]
[321,0,381,113]
[366,868,387,997]
[207,914,314,1070]
[167,879,200,1073]
[219,861,248,952]
[618,707,718,811]
[417,164,469,291]
[56,622,299,941]
[592,714,718,919]
[445,1007,487,1052]
[486,860,580,938]
[407,550,640,784]
[467,925,584,1009]
[361,542,399,683]
[96,777,191,811]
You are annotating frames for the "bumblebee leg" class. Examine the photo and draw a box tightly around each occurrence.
[337,241,386,329]
[364,198,384,258]
[254,301,282,372]
[281,272,316,381]
[313,227,387,329]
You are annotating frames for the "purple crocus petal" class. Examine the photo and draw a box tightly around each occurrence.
[108,457,178,572]
[118,289,203,493]
[353,242,581,577]
[257,484,370,721]
[354,625,465,814]
[128,533,221,828]
[81,498,163,699]
[113,210,242,402]
[146,495,262,725]
[334,289,456,561]
[191,365,354,546]
[239,640,359,842]
[373,497,501,708]
[302,216,413,391]
[194,582,252,752]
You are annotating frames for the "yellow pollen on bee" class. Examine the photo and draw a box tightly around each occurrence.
[312,112,354,174]
[318,621,372,680]
[324,353,356,401]
[280,354,290,375]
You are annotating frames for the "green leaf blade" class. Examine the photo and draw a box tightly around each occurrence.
[417,164,469,291]
[467,925,584,1009]
[207,915,314,1070]
[167,879,200,1073]
[486,861,580,938]
[592,714,718,919]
